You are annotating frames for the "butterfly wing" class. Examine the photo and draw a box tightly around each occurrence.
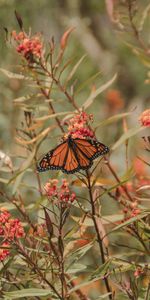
[37,140,82,174]
[37,141,68,172]
[37,138,109,174]
[74,139,109,161]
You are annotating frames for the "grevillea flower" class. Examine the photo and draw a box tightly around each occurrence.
[0,242,10,261]
[11,30,43,61]
[139,109,150,127]
[64,112,94,139]
[44,179,76,206]
[0,208,25,261]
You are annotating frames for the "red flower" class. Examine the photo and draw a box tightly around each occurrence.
[139,109,150,127]
[11,30,43,61]
[0,242,10,262]
[0,209,25,244]
[44,179,76,206]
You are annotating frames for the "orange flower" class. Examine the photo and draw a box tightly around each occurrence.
[64,112,94,139]
[139,109,150,127]
[106,89,124,112]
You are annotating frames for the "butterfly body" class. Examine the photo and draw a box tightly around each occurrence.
[37,136,109,174]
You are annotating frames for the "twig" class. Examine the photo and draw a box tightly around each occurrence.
[86,170,112,300]
[104,158,134,202]
[16,241,62,300]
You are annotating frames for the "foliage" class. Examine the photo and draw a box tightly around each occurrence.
[0,1,150,300]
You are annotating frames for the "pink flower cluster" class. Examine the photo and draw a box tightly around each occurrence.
[0,208,25,261]
[139,109,150,127]
[11,30,43,60]
[64,112,94,139]
[44,179,76,205]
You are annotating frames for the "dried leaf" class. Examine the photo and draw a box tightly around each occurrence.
[43,208,53,239]
[15,10,23,30]
[60,27,75,50]
[15,126,55,145]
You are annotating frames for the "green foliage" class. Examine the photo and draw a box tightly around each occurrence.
[0,1,150,300]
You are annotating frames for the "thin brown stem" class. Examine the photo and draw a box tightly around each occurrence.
[58,206,68,298]
[105,158,134,202]
[16,241,62,300]
[40,60,80,112]
[36,78,65,133]
[86,171,112,299]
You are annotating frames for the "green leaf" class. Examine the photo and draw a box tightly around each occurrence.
[65,54,86,84]
[11,147,36,195]
[35,111,72,122]
[112,126,145,150]
[66,243,93,271]
[0,68,27,80]
[75,71,102,94]
[4,288,53,299]
[90,259,111,280]
[13,93,42,103]
[68,260,110,295]
[67,263,87,274]
[95,112,132,130]
[82,73,117,110]
[108,210,150,234]
[96,293,112,299]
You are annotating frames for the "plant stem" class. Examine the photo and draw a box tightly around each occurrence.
[105,158,134,202]
[16,241,62,300]
[58,206,67,298]
[86,170,112,299]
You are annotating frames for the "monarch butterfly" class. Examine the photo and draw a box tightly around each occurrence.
[37,135,109,174]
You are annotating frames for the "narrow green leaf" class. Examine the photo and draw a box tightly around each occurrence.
[82,73,117,110]
[112,126,145,150]
[90,260,111,280]
[35,111,72,122]
[0,68,28,80]
[67,253,111,294]
[65,55,86,84]
[13,93,42,103]
[67,263,87,274]
[95,112,131,130]
[11,147,36,195]
[96,293,112,299]
[108,210,150,234]
[75,71,102,94]
[4,288,53,299]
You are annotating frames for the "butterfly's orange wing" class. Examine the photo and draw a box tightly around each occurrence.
[37,141,68,172]
[74,139,109,160]
[37,138,109,174]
